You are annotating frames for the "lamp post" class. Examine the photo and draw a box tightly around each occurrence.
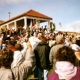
[8,12,11,19]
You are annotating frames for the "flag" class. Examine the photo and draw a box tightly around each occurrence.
[50,22,55,31]
[59,22,62,27]
[32,19,36,26]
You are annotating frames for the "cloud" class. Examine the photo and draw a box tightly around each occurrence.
[56,20,80,33]
[0,0,32,4]
[62,21,80,32]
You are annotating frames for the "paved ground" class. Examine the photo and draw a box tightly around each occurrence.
[27,68,54,80]
[28,75,38,80]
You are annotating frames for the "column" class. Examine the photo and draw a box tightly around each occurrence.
[24,17,27,29]
[36,19,40,28]
[7,24,9,30]
[38,20,40,28]
[14,21,17,31]
[48,20,50,28]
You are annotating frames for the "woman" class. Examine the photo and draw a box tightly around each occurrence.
[0,41,34,80]
[11,43,23,68]
[47,46,80,80]
[0,48,14,80]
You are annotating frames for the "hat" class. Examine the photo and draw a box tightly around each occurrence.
[29,36,41,50]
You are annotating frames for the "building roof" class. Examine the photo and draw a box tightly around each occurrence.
[0,9,52,25]
[0,20,5,25]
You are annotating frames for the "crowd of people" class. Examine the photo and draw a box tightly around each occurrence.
[0,26,80,80]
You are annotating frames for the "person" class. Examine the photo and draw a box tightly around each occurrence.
[70,38,80,51]
[34,36,50,80]
[65,36,72,46]
[48,33,56,47]
[29,36,41,51]
[0,41,35,80]
[70,38,80,66]
[0,48,14,80]
[75,51,80,66]
[76,40,80,46]
[11,43,23,68]
[47,46,80,80]
[49,35,65,69]
[0,33,3,50]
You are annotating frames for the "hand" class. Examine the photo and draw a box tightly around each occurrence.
[27,41,32,49]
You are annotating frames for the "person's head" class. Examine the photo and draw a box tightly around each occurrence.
[55,35,65,44]
[15,43,23,51]
[49,33,54,40]
[71,38,76,44]
[38,36,47,44]
[37,32,43,39]
[55,46,76,65]
[0,48,13,68]
[65,36,71,42]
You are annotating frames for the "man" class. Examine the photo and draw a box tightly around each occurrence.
[49,35,65,69]
[34,36,50,80]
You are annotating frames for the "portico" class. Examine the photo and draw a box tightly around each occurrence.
[0,9,52,31]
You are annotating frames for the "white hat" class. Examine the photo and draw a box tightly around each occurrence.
[29,36,41,51]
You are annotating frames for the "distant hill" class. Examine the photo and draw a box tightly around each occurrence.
[57,21,80,33]
[64,21,80,33]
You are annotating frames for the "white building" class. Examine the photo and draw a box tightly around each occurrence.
[0,9,52,31]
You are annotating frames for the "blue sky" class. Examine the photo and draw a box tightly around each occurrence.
[0,0,80,32]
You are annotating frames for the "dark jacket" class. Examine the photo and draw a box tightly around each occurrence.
[34,43,50,69]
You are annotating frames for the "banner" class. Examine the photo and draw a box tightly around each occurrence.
[50,22,55,31]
